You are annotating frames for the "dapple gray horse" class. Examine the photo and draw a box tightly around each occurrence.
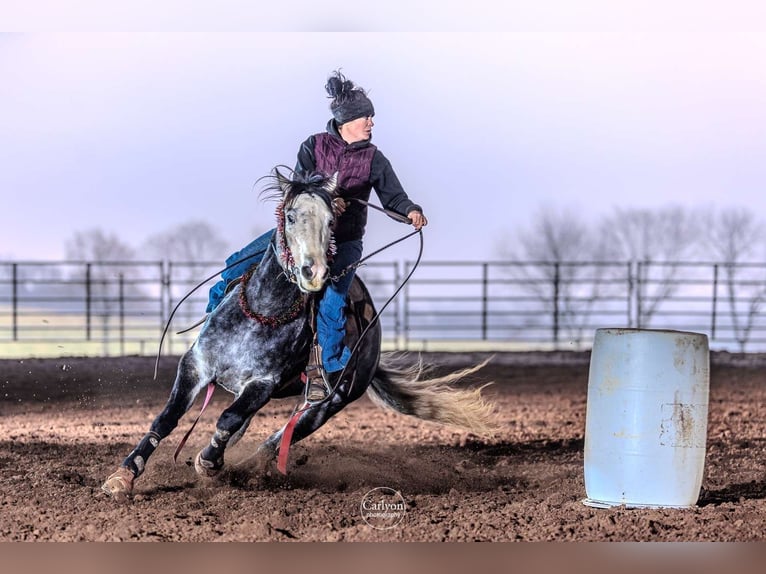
[102,168,496,499]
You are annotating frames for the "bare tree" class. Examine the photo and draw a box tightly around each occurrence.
[596,206,703,326]
[142,220,231,339]
[65,228,135,263]
[143,219,230,297]
[495,206,618,347]
[702,207,766,351]
[143,220,229,264]
[703,207,764,262]
[597,206,702,262]
[65,229,137,354]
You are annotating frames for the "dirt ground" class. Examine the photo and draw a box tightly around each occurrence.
[0,350,765,542]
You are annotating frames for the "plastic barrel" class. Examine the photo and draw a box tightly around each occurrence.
[583,328,710,508]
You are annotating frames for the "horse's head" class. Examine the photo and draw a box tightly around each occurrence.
[271,167,338,293]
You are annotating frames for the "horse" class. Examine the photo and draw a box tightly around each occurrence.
[102,167,497,500]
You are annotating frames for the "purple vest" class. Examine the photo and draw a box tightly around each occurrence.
[313,133,377,242]
[313,133,377,199]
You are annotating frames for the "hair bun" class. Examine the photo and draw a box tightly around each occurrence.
[325,70,375,125]
[325,70,354,100]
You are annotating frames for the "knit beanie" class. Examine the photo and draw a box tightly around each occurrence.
[325,70,375,125]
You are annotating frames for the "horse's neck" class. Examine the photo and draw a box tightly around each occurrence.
[246,240,301,306]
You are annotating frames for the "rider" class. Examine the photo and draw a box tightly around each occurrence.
[207,70,428,400]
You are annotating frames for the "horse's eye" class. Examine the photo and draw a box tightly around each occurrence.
[286,212,296,225]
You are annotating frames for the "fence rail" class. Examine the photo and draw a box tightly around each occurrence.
[1,259,766,357]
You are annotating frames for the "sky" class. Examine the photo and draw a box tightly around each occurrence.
[2,3,766,264]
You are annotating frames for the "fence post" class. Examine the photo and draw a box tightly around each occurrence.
[626,261,634,327]
[553,262,560,349]
[635,261,643,329]
[11,263,18,341]
[85,263,92,341]
[403,261,410,351]
[165,261,173,355]
[482,262,489,340]
[119,273,125,356]
[711,263,719,339]
[393,261,401,351]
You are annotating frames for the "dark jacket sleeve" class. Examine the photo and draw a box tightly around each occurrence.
[295,135,317,176]
[370,149,423,217]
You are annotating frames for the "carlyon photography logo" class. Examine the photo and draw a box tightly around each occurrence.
[360,487,407,530]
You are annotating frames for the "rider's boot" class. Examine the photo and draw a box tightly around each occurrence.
[307,378,330,402]
[304,345,332,403]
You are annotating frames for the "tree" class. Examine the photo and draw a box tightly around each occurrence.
[65,229,137,354]
[142,219,230,299]
[142,220,231,342]
[702,207,766,351]
[65,229,135,263]
[142,220,229,264]
[596,206,704,326]
[597,206,702,262]
[495,205,598,264]
[495,206,618,347]
[703,207,764,263]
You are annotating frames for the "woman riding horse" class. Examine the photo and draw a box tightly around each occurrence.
[102,169,494,499]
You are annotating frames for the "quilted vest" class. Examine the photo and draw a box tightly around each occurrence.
[313,132,377,242]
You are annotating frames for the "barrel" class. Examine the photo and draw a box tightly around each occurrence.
[583,328,710,508]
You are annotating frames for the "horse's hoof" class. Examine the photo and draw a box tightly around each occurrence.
[102,467,135,501]
[194,451,222,478]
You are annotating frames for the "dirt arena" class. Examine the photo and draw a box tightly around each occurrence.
[1,351,765,542]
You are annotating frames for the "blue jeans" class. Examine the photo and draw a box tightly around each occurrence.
[207,231,362,373]
[206,229,274,313]
[318,239,363,372]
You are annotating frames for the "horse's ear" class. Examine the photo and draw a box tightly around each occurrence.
[275,168,293,196]
[323,171,339,195]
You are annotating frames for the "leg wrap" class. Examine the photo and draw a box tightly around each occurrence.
[200,428,230,469]
[122,431,161,478]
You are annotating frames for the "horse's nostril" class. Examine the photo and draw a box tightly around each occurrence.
[301,264,314,280]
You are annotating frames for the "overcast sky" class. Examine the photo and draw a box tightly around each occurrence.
[2,3,765,263]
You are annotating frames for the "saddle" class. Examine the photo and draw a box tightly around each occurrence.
[303,277,378,403]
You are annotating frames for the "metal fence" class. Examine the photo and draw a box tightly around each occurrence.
[1,259,766,357]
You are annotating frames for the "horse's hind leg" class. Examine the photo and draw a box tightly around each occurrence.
[254,392,350,473]
[102,352,207,499]
[194,380,272,478]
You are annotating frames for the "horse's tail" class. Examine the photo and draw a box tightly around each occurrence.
[366,353,500,436]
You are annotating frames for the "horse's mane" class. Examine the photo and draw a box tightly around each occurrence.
[257,165,335,209]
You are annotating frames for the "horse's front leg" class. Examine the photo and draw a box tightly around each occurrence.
[194,379,273,477]
[102,352,208,499]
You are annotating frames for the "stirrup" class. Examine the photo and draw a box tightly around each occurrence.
[304,363,331,403]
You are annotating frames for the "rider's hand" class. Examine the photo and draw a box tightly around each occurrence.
[408,210,428,231]
[332,197,348,217]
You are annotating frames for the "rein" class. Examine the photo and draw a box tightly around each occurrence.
[329,197,418,282]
